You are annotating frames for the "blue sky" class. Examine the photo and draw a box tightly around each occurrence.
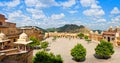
[0,0,120,30]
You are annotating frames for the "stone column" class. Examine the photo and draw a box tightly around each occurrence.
[18,44,20,50]
[1,43,3,49]
[25,45,26,51]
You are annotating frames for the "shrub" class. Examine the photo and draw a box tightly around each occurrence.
[41,41,49,50]
[52,36,57,41]
[84,35,88,40]
[95,40,114,59]
[33,51,63,63]
[77,33,84,39]
[27,36,40,48]
[86,39,91,44]
[71,44,86,61]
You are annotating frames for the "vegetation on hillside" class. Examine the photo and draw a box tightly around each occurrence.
[46,24,90,33]
[57,24,80,32]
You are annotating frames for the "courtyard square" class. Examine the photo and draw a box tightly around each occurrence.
[34,37,120,63]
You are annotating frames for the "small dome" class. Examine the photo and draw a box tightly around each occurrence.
[101,31,103,34]
[90,31,93,33]
[116,26,119,28]
[0,32,6,40]
[95,31,98,34]
[109,26,112,28]
[54,31,57,33]
[19,32,28,39]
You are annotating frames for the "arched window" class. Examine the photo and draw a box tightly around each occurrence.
[0,22,2,25]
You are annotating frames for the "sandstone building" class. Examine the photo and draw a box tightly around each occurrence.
[102,26,120,46]
[0,14,19,45]
[18,26,44,40]
[0,14,44,63]
[0,32,33,63]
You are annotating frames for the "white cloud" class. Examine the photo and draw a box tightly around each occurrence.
[0,2,4,6]
[51,13,65,20]
[97,18,106,22]
[7,10,31,26]
[0,0,20,7]
[25,0,38,7]
[80,0,98,7]
[60,0,76,8]
[91,4,101,9]
[111,15,120,22]
[68,10,78,14]
[83,8,105,17]
[111,7,120,14]
[81,0,105,18]
[25,0,59,8]
[7,0,20,7]
[27,8,46,19]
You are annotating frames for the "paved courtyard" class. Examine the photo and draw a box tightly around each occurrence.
[33,37,120,63]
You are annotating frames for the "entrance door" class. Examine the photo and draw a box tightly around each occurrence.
[108,37,110,42]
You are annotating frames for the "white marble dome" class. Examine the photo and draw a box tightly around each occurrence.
[19,32,28,39]
[116,26,119,28]
[109,26,112,28]
[95,31,98,34]
[0,32,6,40]
[90,31,93,33]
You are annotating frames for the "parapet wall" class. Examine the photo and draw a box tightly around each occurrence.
[1,50,33,63]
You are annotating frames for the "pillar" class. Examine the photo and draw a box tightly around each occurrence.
[25,45,26,51]
[1,43,3,49]
[18,44,20,50]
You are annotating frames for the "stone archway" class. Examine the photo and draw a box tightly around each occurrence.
[108,37,110,42]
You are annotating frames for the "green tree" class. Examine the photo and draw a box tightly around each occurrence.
[41,41,49,50]
[52,36,57,41]
[33,51,63,63]
[77,33,84,39]
[95,40,114,59]
[27,36,40,47]
[84,35,88,40]
[71,44,86,61]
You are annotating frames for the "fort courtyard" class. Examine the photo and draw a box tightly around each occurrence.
[34,37,120,63]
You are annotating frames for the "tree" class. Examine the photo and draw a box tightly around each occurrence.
[27,36,40,48]
[41,41,49,50]
[77,33,84,39]
[33,51,63,63]
[71,44,86,61]
[86,39,91,44]
[95,40,114,59]
[52,36,57,41]
[84,35,88,40]
[84,35,91,43]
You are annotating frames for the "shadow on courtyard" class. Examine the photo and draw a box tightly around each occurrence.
[72,58,86,62]
[94,54,111,60]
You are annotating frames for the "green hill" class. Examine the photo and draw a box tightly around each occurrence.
[46,24,91,33]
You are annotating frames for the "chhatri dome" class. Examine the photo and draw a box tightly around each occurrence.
[19,32,28,40]
[95,31,98,34]
[14,32,32,45]
[0,32,7,40]
[90,31,93,34]
[116,26,119,28]
[109,26,112,28]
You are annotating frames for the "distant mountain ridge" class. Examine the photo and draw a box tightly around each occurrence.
[46,24,91,33]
